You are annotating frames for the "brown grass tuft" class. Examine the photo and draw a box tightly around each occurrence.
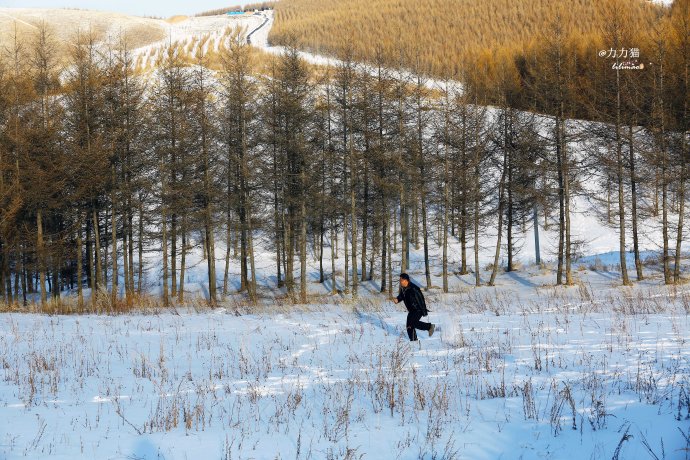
[166,15,189,24]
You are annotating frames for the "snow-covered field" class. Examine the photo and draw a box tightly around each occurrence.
[1,277,689,459]
[1,4,688,459]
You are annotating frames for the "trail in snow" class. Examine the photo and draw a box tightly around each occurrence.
[248,10,461,92]
[0,10,38,29]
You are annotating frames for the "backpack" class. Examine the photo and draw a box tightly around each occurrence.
[411,284,428,316]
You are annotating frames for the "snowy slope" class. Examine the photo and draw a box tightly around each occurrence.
[0,8,263,59]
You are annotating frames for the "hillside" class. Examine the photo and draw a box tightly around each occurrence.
[0,8,167,50]
[269,0,667,78]
[0,8,267,71]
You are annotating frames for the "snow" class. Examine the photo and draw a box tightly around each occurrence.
[2,4,689,459]
[249,11,460,92]
[1,283,688,459]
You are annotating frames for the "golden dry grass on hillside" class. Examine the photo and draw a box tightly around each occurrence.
[133,26,280,75]
[0,8,167,56]
[124,23,168,48]
[166,15,189,24]
[270,0,666,78]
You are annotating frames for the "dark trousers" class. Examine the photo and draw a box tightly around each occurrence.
[406,311,431,341]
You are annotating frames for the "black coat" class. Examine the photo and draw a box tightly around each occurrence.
[396,282,427,315]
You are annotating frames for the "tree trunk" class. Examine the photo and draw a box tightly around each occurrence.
[674,39,688,282]
[248,214,257,303]
[489,153,508,286]
[1,244,9,305]
[286,212,294,296]
[675,156,686,282]
[474,141,481,288]
[38,210,47,306]
[460,106,468,274]
[300,189,308,304]
[393,204,397,254]
[331,220,337,294]
[417,89,431,290]
[369,222,376,282]
[76,215,83,308]
[203,138,217,302]
[350,147,358,298]
[161,207,170,308]
[87,214,93,296]
[178,222,186,303]
[421,191,431,290]
[628,125,643,281]
[343,204,349,293]
[533,202,541,265]
[380,210,387,293]
[282,214,289,290]
[93,209,102,295]
[506,118,514,273]
[138,198,144,294]
[387,216,393,294]
[400,188,408,271]
[122,212,130,306]
[13,251,19,302]
[562,115,573,285]
[615,67,630,286]
[205,218,217,304]
[361,163,368,282]
[239,183,248,293]
[662,156,670,283]
[20,246,27,305]
[274,152,283,288]
[128,202,135,300]
[224,213,231,294]
[319,208,325,284]
[442,141,449,293]
[111,170,118,309]
[171,213,177,298]
[556,117,565,285]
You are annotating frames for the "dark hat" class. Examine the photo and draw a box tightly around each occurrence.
[399,273,410,281]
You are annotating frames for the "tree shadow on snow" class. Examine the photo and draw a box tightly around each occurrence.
[505,271,539,288]
[199,282,209,300]
[591,270,620,281]
[355,310,401,337]
[455,272,483,286]
[131,438,165,460]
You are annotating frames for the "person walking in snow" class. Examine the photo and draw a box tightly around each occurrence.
[393,273,435,341]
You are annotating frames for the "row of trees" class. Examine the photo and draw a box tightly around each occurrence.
[473,0,689,287]
[197,3,276,17]
[0,1,687,309]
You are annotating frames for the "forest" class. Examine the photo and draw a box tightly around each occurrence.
[270,0,664,79]
[0,0,687,311]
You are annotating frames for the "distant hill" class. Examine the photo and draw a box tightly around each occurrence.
[0,8,269,70]
[269,0,667,78]
[0,8,167,51]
